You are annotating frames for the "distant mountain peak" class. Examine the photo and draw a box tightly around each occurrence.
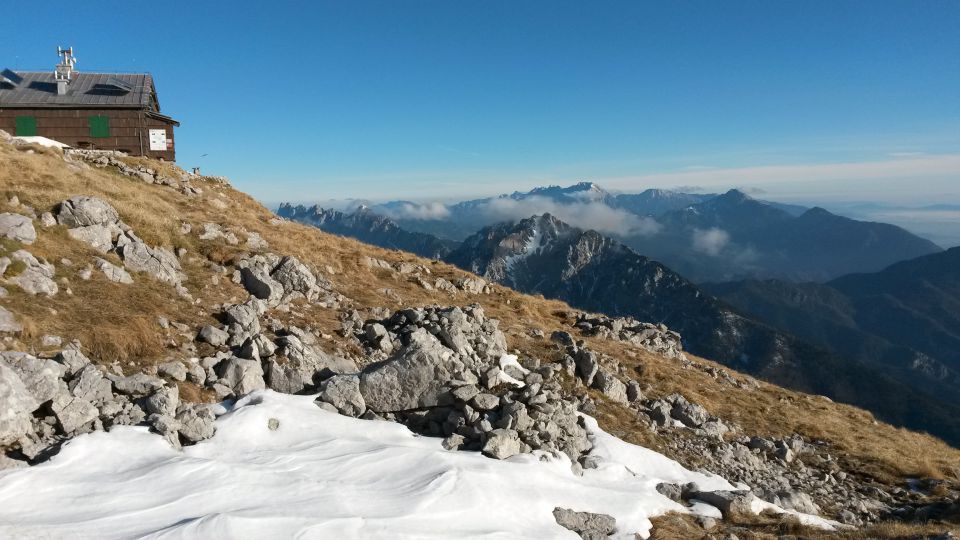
[571,181,604,191]
[527,182,608,197]
[800,206,834,218]
[719,188,753,202]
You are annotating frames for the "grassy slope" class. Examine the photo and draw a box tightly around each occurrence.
[0,140,958,533]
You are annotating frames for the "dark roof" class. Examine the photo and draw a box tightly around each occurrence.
[0,72,160,110]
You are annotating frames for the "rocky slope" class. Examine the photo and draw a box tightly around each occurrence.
[444,213,960,446]
[0,136,957,538]
[706,247,960,407]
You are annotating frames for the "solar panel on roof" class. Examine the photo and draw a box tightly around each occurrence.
[1,69,23,85]
[105,76,134,91]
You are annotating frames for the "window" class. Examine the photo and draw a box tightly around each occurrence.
[88,115,110,138]
[14,116,36,136]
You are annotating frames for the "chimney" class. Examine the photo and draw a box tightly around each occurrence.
[54,46,77,95]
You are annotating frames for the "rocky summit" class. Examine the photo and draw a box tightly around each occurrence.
[0,136,958,538]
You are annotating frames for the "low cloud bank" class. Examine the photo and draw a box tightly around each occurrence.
[377,196,662,237]
[480,196,662,237]
[691,227,730,256]
[382,202,451,220]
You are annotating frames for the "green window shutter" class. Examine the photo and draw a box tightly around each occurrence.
[14,116,37,136]
[89,116,110,138]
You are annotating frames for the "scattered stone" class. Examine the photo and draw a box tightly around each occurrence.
[144,385,180,417]
[593,370,628,404]
[56,196,120,228]
[0,213,36,244]
[552,507,617,539]
[115,233,185,285]
[777,490,820,515]
[40,335,62,347]
[93,257,133,284]
[216,357,265,396]
[572,312,685,360]
[110,373,164,397]
[6,250,58,296]
[482,429,522,460]
[175,404,216,443]
[0,306,21,332]
[656,482,683,502]
[197,325,229,347]
[67,224,117,253]
[0,364,38,446]
[317,375,366,417]
[691,490,757,518]
[157,361,188,382]
[442,433,465,450]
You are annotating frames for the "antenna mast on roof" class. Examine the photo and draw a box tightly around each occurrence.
[55,46,77,95]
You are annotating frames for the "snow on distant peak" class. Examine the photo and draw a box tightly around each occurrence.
[0,391,837,539]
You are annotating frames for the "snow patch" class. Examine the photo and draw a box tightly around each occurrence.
[0,391,834,538]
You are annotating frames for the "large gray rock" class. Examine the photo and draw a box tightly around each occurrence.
[647,399,672,427]
[57,196,121,228]
[0,306,21,333]
[270,256,317,298]
[0,364,38,447]
[67,224,118,253]
[175,404,217,443]
[572,348,599,386]
[318,375,366,417]
[592,370,628,404]
[264,334,357,392]
[265,348,356,394]
[51,389,99,436]
[7,250,58,296]
[157,361,188,382]
[69,364,113,403]
[93,257,133,284]
[670,397,709,428]
[358,329,464,412]
[116,234,185,285]
[692,490,757,518]
[1,352,65,404]
[110,373,165,397]
[198,325,229,347]
[144,385,180,417]
[224,300,262,335]
[55,349,92,378]
[0,213,36,244]
[777,491,820,515]
[216,357,265,396]
[482,428,522,459]
[240,267,284,305]
[552,507,617,539]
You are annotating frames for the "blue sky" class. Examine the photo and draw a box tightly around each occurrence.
[5,1,960,205]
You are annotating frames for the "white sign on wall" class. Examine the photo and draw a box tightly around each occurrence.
[148,129,167,151]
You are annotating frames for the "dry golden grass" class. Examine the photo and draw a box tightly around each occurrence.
[650,511,958,539]
[1,138,958,492]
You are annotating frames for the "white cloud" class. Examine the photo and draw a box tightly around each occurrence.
[382,202,451,220]
[691,228,730,256]
[479,196,661,237]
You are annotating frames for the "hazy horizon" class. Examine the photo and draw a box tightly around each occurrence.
[267,181,960,249]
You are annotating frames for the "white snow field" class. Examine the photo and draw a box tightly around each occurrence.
[0,391,834,539]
